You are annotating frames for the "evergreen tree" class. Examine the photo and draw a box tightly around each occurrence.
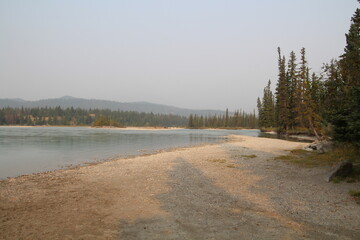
[188,114,195,128]
[295,47,309,128]
[257,97,264,128]
[275,47,289,133]
[287,51,298,129]
[323,59,343,118]
[303,72,322,139]
[258,80,276,128]
[258,3,360,141]
[336,6,360,143]
[225,108,229,127]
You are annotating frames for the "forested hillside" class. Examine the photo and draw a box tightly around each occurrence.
[0,106,258,129]
[0,96,225,117]
[257,6,360,144]
[0,107,188,127]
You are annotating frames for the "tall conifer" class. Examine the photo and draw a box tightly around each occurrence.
[275,47,289,133]
[287,51,298,129]
[336,6,360,143]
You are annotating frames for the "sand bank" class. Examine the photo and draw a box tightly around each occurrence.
[122,126,183,131]
[1,136,359,239]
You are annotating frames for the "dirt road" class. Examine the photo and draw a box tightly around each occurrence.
[1,136,359,239]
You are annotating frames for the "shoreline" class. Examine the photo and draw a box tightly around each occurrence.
[0,128,312,180]
[0,125,251,131]
[0,125,185,130]
[1,138,228,181]
[0,125,259,131]
[1,136,359,239]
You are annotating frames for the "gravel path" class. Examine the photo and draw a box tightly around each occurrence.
[1,135,359,239]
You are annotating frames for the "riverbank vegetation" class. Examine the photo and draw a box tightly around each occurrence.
[276,145,359,168]
[258,6,360,147]
[92,116,124,128]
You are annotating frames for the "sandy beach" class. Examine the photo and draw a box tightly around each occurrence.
[1,135,359,239]
[121,127,183,131]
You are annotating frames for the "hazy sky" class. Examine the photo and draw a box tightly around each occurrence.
[0,1,358,111]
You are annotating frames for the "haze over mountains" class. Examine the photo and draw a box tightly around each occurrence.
[0,96,225,117]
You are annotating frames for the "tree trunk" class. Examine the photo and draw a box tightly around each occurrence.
[308,116,321,140]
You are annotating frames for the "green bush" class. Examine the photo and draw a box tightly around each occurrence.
[92,117,124,128]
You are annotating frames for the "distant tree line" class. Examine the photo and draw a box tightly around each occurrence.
[258,6,360,144]
[0,107,188,127]
[188,109,258,129]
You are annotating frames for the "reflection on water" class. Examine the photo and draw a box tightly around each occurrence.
[0,127,260,179]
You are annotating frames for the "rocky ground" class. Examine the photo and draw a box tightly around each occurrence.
[1,135,359,239]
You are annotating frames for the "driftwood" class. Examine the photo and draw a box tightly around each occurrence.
[304,140,333,153]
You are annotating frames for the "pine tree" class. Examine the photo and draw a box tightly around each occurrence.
[257,97,264,128]
[340,7,360,143]
[188,114,195,128]
[225,108,229,127]
[287,51,298,129]
[323,59,342,115]
[329,7,360,143]
[275,47,289,133]
[294,47,309,129]
[303,72,322,139]
[263,80,275,128]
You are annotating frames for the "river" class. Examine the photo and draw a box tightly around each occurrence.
[0,126,261,179]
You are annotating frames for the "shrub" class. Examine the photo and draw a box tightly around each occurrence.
[92,117,124,128]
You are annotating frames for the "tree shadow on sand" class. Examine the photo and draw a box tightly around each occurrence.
[117,157,311,240]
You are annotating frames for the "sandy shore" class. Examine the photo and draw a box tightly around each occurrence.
[1,136,359,239]
[122,127,183,131]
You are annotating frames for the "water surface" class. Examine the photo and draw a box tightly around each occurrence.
[0,127,260,179]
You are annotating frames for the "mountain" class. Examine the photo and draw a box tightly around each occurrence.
[0,96,225,117]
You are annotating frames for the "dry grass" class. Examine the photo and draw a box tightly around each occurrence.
[275,144,360,185]
[208,159,237,168]
[241,154,257,159]
[275,144,359,168]
[349,190,360,204]
[208,159,227,164]
[226,164,236,168]
[274,149,338,167]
